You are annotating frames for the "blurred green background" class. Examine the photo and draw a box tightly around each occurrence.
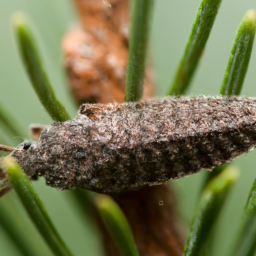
[1,0,256,255]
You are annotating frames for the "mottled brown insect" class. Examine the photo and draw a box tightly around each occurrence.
[6,96,256,193]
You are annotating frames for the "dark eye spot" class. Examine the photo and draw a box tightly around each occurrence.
[23,140,31,150]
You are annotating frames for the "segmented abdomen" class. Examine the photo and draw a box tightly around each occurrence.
[15,96,256,193]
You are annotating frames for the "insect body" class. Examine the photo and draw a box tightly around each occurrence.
[11,96,256,193]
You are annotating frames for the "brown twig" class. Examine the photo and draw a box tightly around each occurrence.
[0,187,12,197]
[0,144,14,153]
[63,0,154,104]
[103,186,186,256]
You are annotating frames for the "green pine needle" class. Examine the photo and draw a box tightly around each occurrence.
[229,177,256,256]
[220,10,256,96]
[183,166,239,256]
[96,195,139,256]
[0,201,37,256]
[169,0,223,96]
[12,13,71,122]
[2,157,73,256]
[124,0,154,102]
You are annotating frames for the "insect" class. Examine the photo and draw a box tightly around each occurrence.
[1,95,256,194]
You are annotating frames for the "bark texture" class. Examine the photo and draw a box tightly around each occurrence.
[63,0,153,104]
[102,186,185,256]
